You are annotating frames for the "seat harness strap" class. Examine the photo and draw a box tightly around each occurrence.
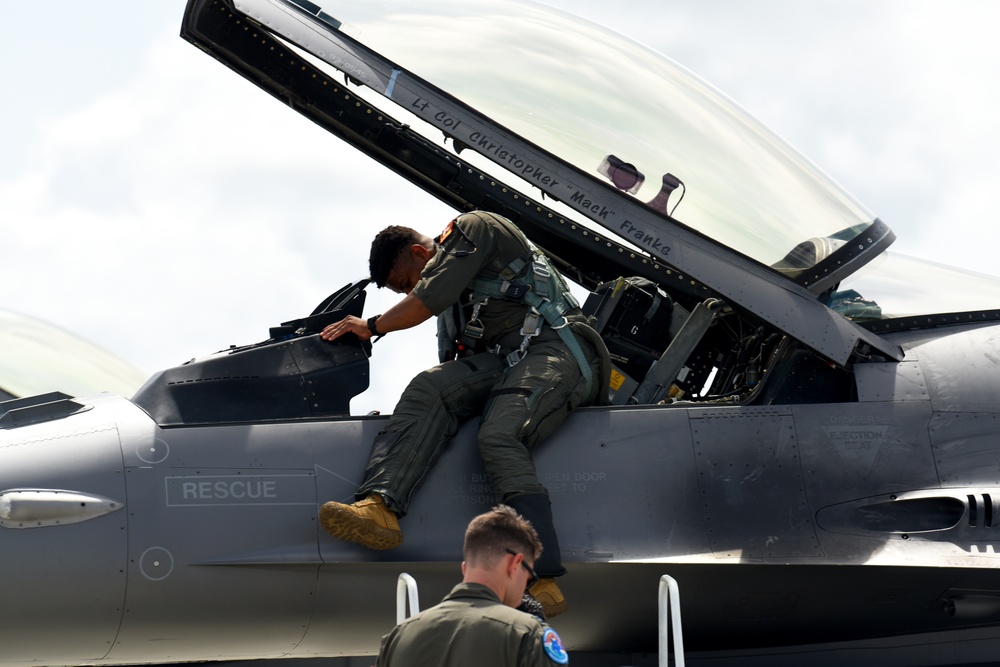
[468,245,593,396]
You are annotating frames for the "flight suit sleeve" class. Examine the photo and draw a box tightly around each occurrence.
[374,629,397,667]
[411,213,496,316]
[521,625,568,667]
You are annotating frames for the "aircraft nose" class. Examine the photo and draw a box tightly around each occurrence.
[0,394,128,664]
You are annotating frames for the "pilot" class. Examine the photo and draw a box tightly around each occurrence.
[318,210,610,618]
[375,505,569,667]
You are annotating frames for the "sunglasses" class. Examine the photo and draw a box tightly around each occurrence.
[505,548,538,590]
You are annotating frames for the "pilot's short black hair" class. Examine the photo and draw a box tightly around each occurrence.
[369,226,422,288]
[463,505,542,567]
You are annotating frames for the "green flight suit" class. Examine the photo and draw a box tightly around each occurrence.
[376,583,567,667]
[356,211,609,577]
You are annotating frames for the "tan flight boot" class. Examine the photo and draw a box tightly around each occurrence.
[529,577,567,618]
[318,495,403,550]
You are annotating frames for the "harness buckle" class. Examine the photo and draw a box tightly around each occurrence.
[520,310,543,337]
[532,253,551,279]
[505,347,527,367]
[464,318,485,340]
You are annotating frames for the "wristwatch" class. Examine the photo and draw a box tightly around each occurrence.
[367,314,382,336]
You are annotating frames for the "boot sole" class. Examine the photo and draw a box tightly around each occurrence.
[536,595,567,618]
[529,581,568,618]
[319,502,402,550]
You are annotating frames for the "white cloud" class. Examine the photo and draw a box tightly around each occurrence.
[0,24,449,409]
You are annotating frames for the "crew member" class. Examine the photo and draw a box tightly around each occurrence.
[376,505,569,667]
[318,210,610,617]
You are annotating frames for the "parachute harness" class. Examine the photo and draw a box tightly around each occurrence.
[467,240,593,397]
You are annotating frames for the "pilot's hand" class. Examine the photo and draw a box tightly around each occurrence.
[320,315,372,342]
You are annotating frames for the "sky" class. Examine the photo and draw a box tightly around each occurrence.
[2,0,999,413]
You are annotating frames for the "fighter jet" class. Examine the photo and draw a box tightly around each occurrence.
[3,0,1000,666]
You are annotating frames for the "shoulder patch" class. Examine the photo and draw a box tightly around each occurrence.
[439,219,455,244]
[542,627,569,664]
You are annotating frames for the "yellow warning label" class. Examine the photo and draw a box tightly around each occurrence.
[610,369,626,391]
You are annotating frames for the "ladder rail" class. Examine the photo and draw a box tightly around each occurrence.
[396,572,420,624]
[659,574,686,667]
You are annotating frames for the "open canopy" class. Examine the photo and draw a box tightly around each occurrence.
[320,0,879,276]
